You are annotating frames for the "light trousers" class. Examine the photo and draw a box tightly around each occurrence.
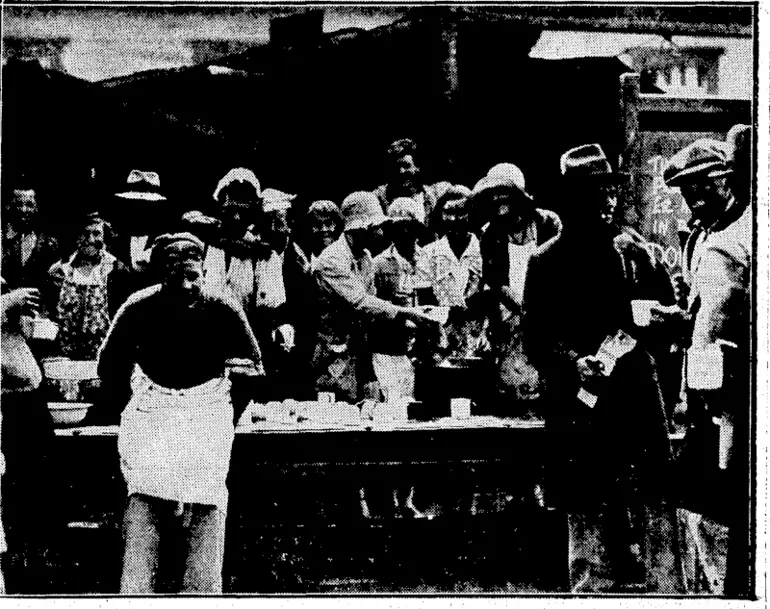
[120,493,226,594]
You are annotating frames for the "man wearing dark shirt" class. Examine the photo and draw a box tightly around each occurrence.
[98,233,262,593]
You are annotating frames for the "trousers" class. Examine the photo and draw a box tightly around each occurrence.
[120,493,226,594]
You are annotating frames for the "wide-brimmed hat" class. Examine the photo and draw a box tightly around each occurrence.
[663,139,731,187]
[261,188,296,213]
[560,144,613,179]
[115,170,166,201]
[472,163,532,202]
[387,197,425,224]
[307,200,342,221]
[341,191,388,231]
[213,168,261,202]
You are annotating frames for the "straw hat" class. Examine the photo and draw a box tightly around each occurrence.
[115,170,166,201]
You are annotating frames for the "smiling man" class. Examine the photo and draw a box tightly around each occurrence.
[658,137,752,595]
[97,233,262,593]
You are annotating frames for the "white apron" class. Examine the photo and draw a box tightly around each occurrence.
[118,366,234,511]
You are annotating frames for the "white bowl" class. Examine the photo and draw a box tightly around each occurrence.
[48,402,92,426]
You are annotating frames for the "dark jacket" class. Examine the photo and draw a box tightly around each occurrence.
[481,208,563,292]
[1,228,60,291]
[523,216,671,509]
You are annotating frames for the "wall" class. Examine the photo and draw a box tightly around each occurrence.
[530,31,753,100]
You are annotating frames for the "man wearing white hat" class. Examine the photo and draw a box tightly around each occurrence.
[114,170,171,276]
[250,187,312,397]
[312,191,436,402]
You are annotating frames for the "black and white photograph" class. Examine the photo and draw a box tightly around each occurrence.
[0,2,764,599]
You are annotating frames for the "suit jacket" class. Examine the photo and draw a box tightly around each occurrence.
[523,218,670,509]
[1,227,60,291]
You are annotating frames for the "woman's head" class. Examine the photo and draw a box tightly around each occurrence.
[214,168,261,229]
[386,197,424,256]
[435,185,472,239]
[306,200,343,253]
[75,213,110,260]
[471,164,535,232]
[261,189,296,253]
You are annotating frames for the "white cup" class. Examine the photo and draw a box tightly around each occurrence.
[32,317,58,340]
[687,344,724,390]
[318,392,335,405]
[631,299,657,327]
[450,398,472,420]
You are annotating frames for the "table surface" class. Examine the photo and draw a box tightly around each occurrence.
[54,415,546,437]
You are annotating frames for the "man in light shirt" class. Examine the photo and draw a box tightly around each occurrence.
[655,136,752,596]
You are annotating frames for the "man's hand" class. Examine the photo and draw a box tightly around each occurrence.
[576,355,605,381]
[401,306,440,329]
[671,273,690,305]
[182,210,221,228]
[650,302,689,324]
[274,324,295,352]
[225,358,263,377]
[225,232,273,261]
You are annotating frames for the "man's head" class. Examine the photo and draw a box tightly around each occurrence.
[436,186,472,240]
[76,213,108,260]
[386,138,421,195]
[560,144,618,226]
[307,200,343,253]
[7,188,38,229]
[341,191,388,256]
[151,233,205,306]
[664,139,733,227]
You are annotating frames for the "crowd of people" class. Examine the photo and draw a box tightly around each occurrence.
[0,126,753,594]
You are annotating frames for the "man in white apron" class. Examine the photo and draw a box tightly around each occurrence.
[97,233,262,593]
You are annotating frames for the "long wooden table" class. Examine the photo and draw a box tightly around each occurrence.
[40,417,568,594]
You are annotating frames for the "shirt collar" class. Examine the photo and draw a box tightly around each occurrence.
[434,234,480,262]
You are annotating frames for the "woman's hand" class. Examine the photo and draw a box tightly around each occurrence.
[4,288,40,316]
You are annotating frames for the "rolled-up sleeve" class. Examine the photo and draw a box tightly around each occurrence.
[316,253,399,320]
